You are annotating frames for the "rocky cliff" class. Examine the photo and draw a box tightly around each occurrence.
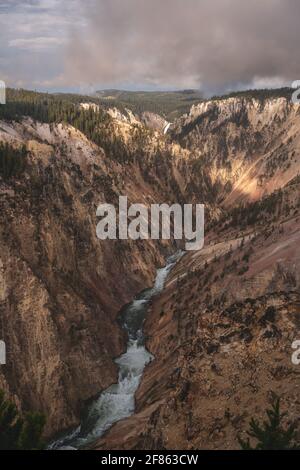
[171,95,300,205]
[0,90,299,445]
[91,93,300,449]
[92,181,300,450]
[0,106,210,438]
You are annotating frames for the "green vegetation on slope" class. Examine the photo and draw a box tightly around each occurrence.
[0,88,108,125]
[0,142,27,180]
[0,89,134,164]
[0,390,45,450]
[0,87,295,168]
[211,87,293,103]
[239,396,299,450]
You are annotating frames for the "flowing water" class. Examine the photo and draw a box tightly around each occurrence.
[49,251,182,449]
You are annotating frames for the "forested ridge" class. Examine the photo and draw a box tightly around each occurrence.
[0,89,136,164]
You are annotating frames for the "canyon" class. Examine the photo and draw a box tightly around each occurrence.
[0,88,299,447]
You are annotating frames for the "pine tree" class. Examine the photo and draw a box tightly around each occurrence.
[238,396,299,450]
[0,142,27,179]
[19,412,46,450]
[0,391,23,450]
[0,390,45,450]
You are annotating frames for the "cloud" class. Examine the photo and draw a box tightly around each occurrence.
[9,37,64,50]
[1,0,300,93]
[0,0,82,90]
[65,0,300,93]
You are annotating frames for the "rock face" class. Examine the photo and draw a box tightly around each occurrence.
[91,94,300,450]
[0,118,186,438]
[0,107,212,438]
[92,206,300,450]
[140,112,168,132]
[1,91,300,446]
[171,95,300,205]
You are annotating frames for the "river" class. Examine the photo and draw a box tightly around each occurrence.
[49,250,183,450]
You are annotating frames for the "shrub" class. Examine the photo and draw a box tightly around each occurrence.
[238,396,299,450]
[0,390,45,450]
[0,143,27,180]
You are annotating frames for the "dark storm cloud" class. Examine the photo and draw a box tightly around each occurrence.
[1,0,299,92]
[66,0,300,93]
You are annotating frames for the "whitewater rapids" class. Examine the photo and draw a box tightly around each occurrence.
[49,251,182,449]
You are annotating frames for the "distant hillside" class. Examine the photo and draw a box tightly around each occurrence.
[95,89,203,121]
[95,88,295,120]
[210,87,293,103]
[2,87,294,125]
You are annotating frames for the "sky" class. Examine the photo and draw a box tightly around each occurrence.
[0,0,299,95]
